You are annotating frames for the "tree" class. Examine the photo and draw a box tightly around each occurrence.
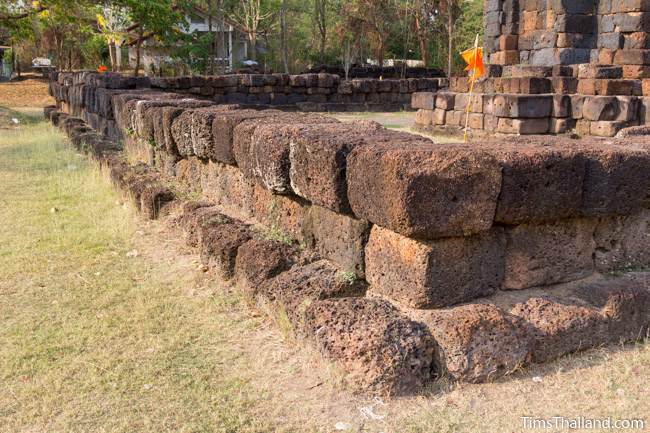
[120,0,190,76]
[0,2,48,21]
[313,0,327,64]
[97,2,129,71]
[279,0,289,72]
[344,0,396,68]
[410,0,438,66]
[230,0,275,62]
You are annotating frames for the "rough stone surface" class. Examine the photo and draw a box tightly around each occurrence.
[365,225,505,308]
[593,210,650,272]
[512,275,650,363]
[199,220,252,279]
[413,303,533,382]
[304,297,435,395]
[487,143,586,224]
[237,116,340,195]
[178,202,229,247]
[572,275,650,343]
[288,121,385,213]
[190,106,240,159]
[301,205,370,277]
[503,219,597,290]
[258,259,367,324]
[139,183,175,220]
[212,109,281,164]
[580,144,650,216]
[510,296,607,363]
[250,184,308,241]
[234,238,296,290]
[347,142,502,239]
[170,110,195,156]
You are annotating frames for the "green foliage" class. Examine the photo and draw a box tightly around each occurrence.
[452,0,484,73]
[0,0,486,76]
[2,48,12,64]
[336,271,358,286]
[81,33,109,69]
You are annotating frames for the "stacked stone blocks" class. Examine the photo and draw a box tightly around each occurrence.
[47,71,650,394]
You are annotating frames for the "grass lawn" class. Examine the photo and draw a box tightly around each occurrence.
[1,109,649,433]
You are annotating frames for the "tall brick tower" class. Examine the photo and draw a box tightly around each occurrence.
[485,0,650,67]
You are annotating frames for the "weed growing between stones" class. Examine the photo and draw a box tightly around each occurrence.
[337,271,359,286]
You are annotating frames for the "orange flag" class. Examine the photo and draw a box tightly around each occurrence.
[461,46,484,81]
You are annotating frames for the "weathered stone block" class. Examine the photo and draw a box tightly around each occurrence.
[580,144,650,216]
[511,296,607,363]
[413,304,533,383]
[259,260,366,324]
[304,297,434,395]
[496,117,550,134]
[411,92,435,110]
[550,117,572,133]
[490,144,586,224]
[414,109,433,126]
[200,219,252,279]
[347,142,502,239]
[594,210,650,272]
[552,94,571,118]
[301,205,370,277]
[251,183,308,241]
[512,276,650,362]
[365,226,505,308]
[493,94,553,118]
[212,109,281,165]
[287,122,383,213]
[590,120,627,137]
[170,110,195,156]
[503,219,597,290]
[235,116,339,195]
[234,239,296,290]
[435,92,456,110]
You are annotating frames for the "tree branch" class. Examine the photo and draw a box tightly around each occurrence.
[0,5,48,21]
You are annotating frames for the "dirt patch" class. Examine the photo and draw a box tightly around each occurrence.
[0,75,54,108]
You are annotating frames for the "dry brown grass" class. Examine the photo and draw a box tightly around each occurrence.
[0,75,54,108]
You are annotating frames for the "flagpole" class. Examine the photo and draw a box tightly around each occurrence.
[463,34,480,144]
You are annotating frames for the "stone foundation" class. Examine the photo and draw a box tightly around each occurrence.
[46,71,650,395]
[413,64,650,137]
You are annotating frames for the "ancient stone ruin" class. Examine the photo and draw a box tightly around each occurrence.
[414,0,650,137]
[45,65,650,396]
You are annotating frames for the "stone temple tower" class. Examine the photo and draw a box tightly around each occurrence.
[485,0,650,66]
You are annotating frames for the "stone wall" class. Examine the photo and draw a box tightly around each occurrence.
[486,0,650,66]
[47,71,650,395]
[48,71,442,129]
[414,63,650,137]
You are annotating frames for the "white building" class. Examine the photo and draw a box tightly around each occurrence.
[128,6,253,74]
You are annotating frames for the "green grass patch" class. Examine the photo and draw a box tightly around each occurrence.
[0,119,282,433]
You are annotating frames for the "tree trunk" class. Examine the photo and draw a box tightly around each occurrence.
[115,43,122,72]
[249,36,257,61]
[378,37,385,68]
[109,41,116,71]
[315,0,327,64]
[217,0,227,73]
[414,15,428,66]
[134,29,143,77]
[207,0,214,74]
[447,8,453,78]
[280,0,289,73]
